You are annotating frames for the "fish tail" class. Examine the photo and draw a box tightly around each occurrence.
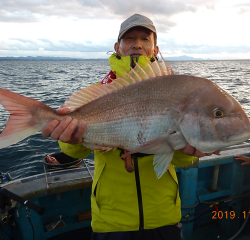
[0,88,50,149]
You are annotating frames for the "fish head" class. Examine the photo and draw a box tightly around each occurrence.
[179,79,250,153]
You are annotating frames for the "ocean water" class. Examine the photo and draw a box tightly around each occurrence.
[0,59,250,180]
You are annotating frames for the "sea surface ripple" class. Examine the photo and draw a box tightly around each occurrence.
[0,60,250,180]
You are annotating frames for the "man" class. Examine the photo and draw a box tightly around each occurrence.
[42,14,218,240]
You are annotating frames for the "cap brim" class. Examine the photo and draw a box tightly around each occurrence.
[118,24,156,40]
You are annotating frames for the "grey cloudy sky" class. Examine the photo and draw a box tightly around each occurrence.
[0,0,250,59]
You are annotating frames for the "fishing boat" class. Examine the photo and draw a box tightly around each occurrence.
[0,144,250,240]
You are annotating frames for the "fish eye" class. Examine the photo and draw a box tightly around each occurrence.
[213,109,224,118]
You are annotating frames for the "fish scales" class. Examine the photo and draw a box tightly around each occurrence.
[77,76,178,150]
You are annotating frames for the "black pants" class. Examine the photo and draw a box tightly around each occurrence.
[92,225,181,240]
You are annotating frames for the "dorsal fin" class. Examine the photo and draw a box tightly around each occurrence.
[60,56,174,113]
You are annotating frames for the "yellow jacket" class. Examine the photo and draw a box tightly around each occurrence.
[59,141,197,232]
[58,54,198,232]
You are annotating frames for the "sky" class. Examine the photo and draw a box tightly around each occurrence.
[0,0,250,60]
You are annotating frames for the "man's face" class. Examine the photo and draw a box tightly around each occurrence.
[114,27,159,57]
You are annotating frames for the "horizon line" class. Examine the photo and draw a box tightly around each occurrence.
[0,56,249,61]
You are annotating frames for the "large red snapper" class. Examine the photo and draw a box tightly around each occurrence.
[0,59,250,178]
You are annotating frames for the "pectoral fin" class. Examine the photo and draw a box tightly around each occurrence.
[123,131,187,178]
[124,135,174,156]
[125,130,187,156]
[153,152,175,178]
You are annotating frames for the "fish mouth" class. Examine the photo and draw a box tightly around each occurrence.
[227,131,250,143]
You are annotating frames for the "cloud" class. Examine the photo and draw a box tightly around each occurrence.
[237,4,250,15]
[2,36,249,57]
[154,18,177,33]
[0,37,115,52]
[0,0,217,23]
[0,0,105,22]
[98,0,197,16]
[1,0,247,59]
[0,0,220,37]
[158,38,250,55]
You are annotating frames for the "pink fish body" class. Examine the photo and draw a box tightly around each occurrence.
[0,59,250,178]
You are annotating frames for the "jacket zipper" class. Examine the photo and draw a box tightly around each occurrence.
[133,154,144,230]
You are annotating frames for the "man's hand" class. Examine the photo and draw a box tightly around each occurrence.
[234,155,250,165]
[180,143,220,157]
[42,109,87,144]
